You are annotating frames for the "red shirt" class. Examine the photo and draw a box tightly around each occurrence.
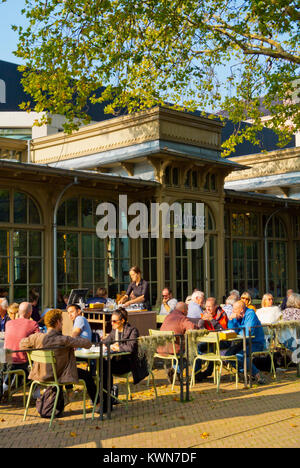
[4,318,39,363]
[158,309,198,354]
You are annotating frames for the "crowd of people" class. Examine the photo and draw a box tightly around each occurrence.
[1,282,300,418]
[157,287,300,385]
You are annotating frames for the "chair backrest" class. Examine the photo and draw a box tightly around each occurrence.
[149,329,177,356]
[27,350,58,383]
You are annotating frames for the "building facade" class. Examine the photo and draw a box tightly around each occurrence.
[0,105,299,309]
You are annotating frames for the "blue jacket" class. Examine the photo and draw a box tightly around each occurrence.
[228,308,265,346]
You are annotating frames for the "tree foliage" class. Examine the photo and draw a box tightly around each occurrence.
[4,0,300,155]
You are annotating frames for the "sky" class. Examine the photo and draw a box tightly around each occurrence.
[0,0,27,65]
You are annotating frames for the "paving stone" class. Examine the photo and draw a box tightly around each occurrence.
[0,368,300,448]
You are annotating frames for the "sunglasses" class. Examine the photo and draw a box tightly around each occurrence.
[111,319,121,324]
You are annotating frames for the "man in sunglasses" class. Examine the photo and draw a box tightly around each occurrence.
[159,288,178,315]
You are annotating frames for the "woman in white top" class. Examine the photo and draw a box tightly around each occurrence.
[256,293,282,324]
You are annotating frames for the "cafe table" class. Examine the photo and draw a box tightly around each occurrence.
[75,347,130,420]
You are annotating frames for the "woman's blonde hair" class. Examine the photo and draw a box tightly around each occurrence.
[7,302,19,320]
[261,293,273,308]
[241,291,252,304]
[287,293,300,309]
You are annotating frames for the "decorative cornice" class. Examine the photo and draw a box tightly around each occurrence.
[31,107,223,165]
[226,147,300,181]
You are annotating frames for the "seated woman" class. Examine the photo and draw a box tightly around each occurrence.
[99,308,148,410]
[256,293,282,324]
[282,293,300,321]
[241,291,256,312]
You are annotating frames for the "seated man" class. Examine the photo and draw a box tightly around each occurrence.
[226,300,266,384]
[0,298,10,332]
[159,288,178,315]
[86,287,108,305]
[158,302,198,383]
[187,291,205,319]
[67,303,92,340]
[196,300,225,382]
[3,302,39,394]
[202,297,228,330]
[20,309,101,410]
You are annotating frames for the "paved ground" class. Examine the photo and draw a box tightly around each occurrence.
[0,366,300,448]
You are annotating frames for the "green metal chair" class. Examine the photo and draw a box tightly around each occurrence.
[3,368,27,406]
[148,329,179,390]
[250,326,276,379]
[113,370,157,409]
[191,332,239,392]
[23,350,87,430]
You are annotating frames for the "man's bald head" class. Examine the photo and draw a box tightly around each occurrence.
[232,300,246,319]
[176,301,188,316]
[18,302,32,319]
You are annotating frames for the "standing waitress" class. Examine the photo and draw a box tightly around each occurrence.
[118,266,150,310]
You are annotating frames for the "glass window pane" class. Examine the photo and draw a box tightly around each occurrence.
[94,259,105,283]
[120,259,130,282]
[151,259,157,280]
[14,192,27,224]
[0,190,9,222]
[0,258,8,284]
[211,174,216,191]
[82,258,93,283]
[0,230,8,256]
[66,198,78,227]
[29,198,40,224]
[57,258,66,283]
[82,198,93,228]
[67,259,78,283]
[94,237,105,258]
[143,260,150,281]
[57,202,66,226]
[29,231,41,257]
[173,168,179,186]
[66,233,78,257]
[57,232,65,257]
[14,257,27,283]
[150,238,157,258]
[120,238,130,259]
[13,231,27,256]
[29,259,42,283]
[82,233,93,257]
[143,238,149,258]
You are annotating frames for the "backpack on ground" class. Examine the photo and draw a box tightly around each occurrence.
[36,386,65,419]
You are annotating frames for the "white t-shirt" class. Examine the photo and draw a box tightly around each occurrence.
[256,306,282,325]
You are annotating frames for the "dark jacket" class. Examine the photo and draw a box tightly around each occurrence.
[102,323,148,385]
[0,313,10,332]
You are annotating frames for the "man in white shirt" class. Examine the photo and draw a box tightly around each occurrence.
[187,291,205,319]
[159,288,178,315]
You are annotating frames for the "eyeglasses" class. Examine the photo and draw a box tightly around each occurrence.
[111,319,121,324]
